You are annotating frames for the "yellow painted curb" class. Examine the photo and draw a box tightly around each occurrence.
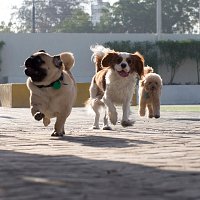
[0,83,136,108]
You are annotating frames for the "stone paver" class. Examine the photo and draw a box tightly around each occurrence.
[0,106,200,200]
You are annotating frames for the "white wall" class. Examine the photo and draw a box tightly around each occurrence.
[0,33,156,83]
[161,85,200,105]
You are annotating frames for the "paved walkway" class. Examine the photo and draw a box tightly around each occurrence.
[0,107,200,200]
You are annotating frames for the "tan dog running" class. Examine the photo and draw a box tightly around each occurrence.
[139,66,162,118]
[24,50,76,136]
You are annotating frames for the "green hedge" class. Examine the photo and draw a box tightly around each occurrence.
[104,40,200,84]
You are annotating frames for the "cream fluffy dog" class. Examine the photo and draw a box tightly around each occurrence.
[139,66,162,118]
[24,50,76,136]
[88,45,144,130]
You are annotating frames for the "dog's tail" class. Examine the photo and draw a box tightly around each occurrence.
[85,97,105,113]
[90,45,113,73]
[144,65,154,76]
[60,52,75,71]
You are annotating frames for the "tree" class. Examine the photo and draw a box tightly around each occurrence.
[96,0,199,33]
[0,22,14,33]
[11,0,89,33]
[55,9,93,33]
[94,4,116,33]
[112,0,156,33]
[162,0,199,33]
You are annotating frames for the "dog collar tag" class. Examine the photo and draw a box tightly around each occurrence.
[52,81,61,90]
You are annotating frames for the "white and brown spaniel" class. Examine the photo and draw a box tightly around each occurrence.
[88,45,144,130]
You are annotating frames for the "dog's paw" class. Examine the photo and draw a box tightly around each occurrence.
[43,117,50,127]
[91,125,100,130]
[109,111,118,125]
[34,112,44,121]
[148,114,154,118]
[154,115,160,119]
[121,120,134,127]
[102,126,112,130]
[51,131,65,137]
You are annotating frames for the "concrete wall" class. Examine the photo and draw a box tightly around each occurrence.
[1,33,200,105]
[161,85,200,105]
[0,33,156,83]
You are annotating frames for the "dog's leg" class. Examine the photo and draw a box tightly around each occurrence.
[30,94,48,121]
[43,117,51,127]
[139,96,146,117]
[152,95,160,118]
[52,111,70,137]
[92,104,100,129]
[147,104,154,118]
[89,81,101,129]
[102,95,117,125]
[121,99,134,127]
[103,109,112,130]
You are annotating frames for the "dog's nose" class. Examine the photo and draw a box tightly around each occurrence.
[25,57,32,68]
[121,63,127,69]
[151,86,155,90]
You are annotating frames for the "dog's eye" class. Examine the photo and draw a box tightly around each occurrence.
[127,58,132,64]
[116,57,122,64]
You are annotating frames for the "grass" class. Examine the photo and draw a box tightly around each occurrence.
[160,105,200,112]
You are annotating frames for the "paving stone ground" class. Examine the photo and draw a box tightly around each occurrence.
[0,106,200,200]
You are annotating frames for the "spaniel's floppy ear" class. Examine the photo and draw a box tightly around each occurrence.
[131,52,144,79]
[101,52,118,68]
[60,52,75,71]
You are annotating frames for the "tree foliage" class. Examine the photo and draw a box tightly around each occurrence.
[55,9,93,33]
[11,0,89,33]
[7,0,200,33]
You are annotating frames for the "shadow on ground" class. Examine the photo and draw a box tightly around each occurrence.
[51,135,154,148]
[0,150,200,200]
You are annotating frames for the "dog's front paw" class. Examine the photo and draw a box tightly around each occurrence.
[34,112,44,121]
[92,125,100,130]
[102,126,112,130]
[51,131,65,137]
[121,120,134,127]
[109,111,118,125]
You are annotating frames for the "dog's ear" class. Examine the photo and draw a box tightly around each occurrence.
[53,55,63,68]
[38,50,46,53]
[130,52,144,79]
[101,53,119,68]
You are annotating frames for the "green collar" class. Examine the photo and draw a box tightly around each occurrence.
[36,73,67,90]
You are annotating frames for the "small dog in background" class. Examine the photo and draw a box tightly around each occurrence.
[24,50,76,136]
[138,66,162,118]
[87,45,144,130]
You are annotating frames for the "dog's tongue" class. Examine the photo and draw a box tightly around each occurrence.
[118,70,129,77]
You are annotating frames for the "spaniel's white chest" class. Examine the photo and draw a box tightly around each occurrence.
[105,71,137,103]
